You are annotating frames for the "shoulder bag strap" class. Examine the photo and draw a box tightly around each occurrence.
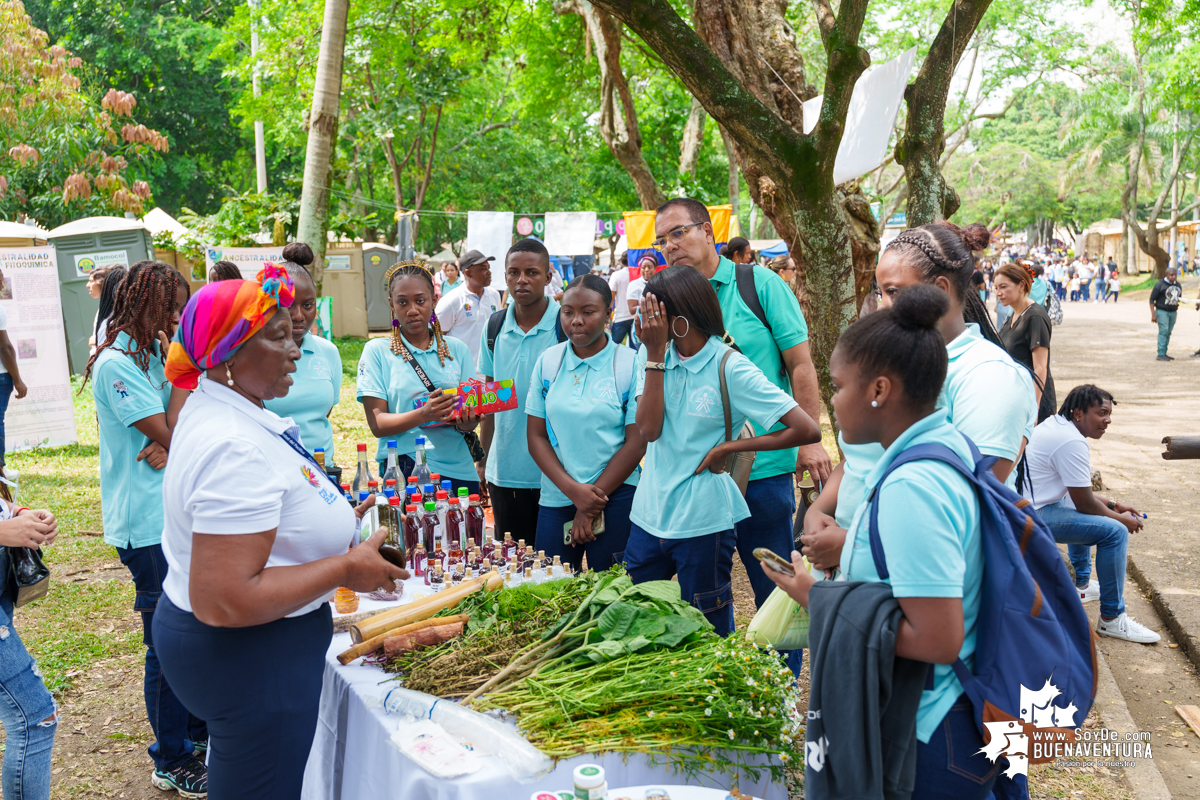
[735,262,772,334]
[718,348,734,445]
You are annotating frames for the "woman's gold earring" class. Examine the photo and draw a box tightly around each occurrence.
[226,364,235,387]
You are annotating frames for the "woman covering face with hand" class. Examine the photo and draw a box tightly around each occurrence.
[526,274,646,571]
[154,265,406,800]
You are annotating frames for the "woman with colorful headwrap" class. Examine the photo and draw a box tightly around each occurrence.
[357,261,483,493]
[153,264,406,800]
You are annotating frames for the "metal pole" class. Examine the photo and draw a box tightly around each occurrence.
[251,0,268,193]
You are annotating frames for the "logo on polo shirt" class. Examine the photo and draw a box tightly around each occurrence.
[594,377,617,403]
[112,379,129,399]
[301,465,340,505]
[688,386,719,419]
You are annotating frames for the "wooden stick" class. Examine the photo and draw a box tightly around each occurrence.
[1175,704,1200,739]
[351,572,501,643]
[1162,435,1200,460]
[337,614,468,665]
[332,609,383,634]
[345,572,490,641]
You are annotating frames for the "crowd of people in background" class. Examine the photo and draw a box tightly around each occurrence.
[1,203,1196,800]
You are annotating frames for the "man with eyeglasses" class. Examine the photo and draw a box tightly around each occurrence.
[652,197,830,676]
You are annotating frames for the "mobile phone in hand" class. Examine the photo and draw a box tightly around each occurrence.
[753,547,796,576]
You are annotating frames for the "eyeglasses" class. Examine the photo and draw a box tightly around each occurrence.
[651,222,705,252]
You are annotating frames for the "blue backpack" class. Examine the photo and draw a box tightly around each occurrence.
[866,438,1097,740]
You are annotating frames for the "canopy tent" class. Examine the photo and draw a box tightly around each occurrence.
[758,240,788,259]
[141,207,190,239]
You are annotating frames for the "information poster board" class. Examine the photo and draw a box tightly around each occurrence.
[204,246,285,281]
[0,247,78,454]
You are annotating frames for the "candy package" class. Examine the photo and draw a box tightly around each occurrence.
[413,378,519,426]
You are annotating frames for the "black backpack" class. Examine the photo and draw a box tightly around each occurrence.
[485,307,567,355]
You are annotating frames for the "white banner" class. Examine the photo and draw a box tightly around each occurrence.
[544,211,597,256]
[802,47,917,185]
[466,211,514,290]
[0,247,78,453]
[204,245,286,281]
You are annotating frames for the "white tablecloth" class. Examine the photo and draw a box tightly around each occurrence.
[300,579,787,800]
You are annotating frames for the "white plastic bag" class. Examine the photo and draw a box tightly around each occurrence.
[746,586,809,650]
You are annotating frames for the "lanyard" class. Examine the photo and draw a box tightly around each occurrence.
[280,429,343,493]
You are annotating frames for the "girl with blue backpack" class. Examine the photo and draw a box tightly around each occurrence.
[527,274,646,571]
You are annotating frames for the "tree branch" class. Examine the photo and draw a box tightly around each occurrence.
[811,0,837,45]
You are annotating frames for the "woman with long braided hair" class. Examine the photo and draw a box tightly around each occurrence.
[86,260,210,797]
[357,261,482,493]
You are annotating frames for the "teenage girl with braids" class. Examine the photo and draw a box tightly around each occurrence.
[629,266,820,635]
[800,222,1038,582]
[357,262,482,492]
[263,242,343,456]
[85,261,210,797]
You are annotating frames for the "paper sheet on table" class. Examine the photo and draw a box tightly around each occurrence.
[392,720,481,779]
[801,47,917,185]
[466,211,514,290]
[543,211,597,256]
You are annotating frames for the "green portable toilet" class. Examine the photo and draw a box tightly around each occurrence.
[363,242,398,331]
[46,216,152,374]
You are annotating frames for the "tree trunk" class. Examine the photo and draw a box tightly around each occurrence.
[719,126,740,218]
[296,0,350,287]
[898,0,992,226]
[556,1,666,210]
[678,97,706,177]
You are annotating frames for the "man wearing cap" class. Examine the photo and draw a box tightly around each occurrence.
[435,249,503,371]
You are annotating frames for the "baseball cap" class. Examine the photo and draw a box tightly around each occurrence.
[458,249,495,270]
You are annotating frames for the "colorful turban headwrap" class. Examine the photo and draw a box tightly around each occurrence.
[165,263,296,390]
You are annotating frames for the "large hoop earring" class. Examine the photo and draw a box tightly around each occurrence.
[671,317,690,338]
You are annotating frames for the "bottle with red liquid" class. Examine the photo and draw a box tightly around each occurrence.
[403,504,420,568]
[515,538,528,571]
[501,532,516,562]
[446,498,464,578]
[467,494,486,553]
[421,501,440,556]
[407,476,420,504]
[413,542,428,581]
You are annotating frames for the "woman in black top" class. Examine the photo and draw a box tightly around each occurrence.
[995,262,1056,422]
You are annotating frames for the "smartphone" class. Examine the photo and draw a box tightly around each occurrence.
[753,547,796,577]
[563,513,605,544]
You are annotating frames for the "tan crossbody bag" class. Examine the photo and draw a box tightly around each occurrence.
[717,349,757,495]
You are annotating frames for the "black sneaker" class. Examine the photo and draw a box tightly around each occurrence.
[193,739,208,759]
[1156,354,1172,361]
[152,757,208,798]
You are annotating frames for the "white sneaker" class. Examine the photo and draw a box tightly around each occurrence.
[1096,612,1161,644]
[1078,579,1100,604]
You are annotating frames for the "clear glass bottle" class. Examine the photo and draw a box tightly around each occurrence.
[352,443,374,495]
[412,436,433,489]
[467,495,487,553]
[429,564,444,592]
[551,555,564,578]
[421,500,439,555]
[382,439,401,487]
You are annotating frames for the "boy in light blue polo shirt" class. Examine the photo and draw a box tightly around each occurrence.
[477,238,562,540]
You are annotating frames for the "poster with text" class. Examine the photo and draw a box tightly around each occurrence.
[0,247,78,454]
[204,246,286,281]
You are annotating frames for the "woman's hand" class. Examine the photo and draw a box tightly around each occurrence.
[0,513,55,549]
[353,493,376,521]
[455,403,481,433]
[568,482,608,517]
[342,527,409,591]
[419,390,458,424]
[571,509,598,545]
[695,442,732,475]
[761,550,817,609]
[636,293,669,360]
[799,519,847,573]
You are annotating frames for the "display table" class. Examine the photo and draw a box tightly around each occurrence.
[300,578,786,800]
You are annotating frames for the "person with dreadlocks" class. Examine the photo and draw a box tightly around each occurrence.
[1023,385,1158,643]
[357,261,483,492]
[84,260,209,798]
[263,242,342,457]
[799,223,1037,583]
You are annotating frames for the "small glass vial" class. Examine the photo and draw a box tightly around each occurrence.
[563,561,573,577]
[551,555,564,578]
[544,565,553,583]
[480,558,492,575]
[524,567,533,583]
[430,564,445,592]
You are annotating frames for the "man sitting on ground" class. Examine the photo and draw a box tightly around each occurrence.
[1023,384,1160,643]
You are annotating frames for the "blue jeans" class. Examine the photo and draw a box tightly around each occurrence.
[610,319,636,349]
[0,373,12,467]
[625,524,735,636]
[1080,282,1090,301]
[378,455,480,498]
[1095,278,1107,300]
[735,474,804,675]
[914,695,1001,799]
[1156,309,1177,356]
[154,595,331,800]
[0,596,57,800]
[1037,500,1127,619]
[533,483,635,572]
[115,544,207,771]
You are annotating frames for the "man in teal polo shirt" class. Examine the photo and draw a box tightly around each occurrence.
[478,238,560,541]
[654,198,829,674]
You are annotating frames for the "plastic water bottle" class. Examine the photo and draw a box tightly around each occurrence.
[383,440,401,487]
[412,436,433,490]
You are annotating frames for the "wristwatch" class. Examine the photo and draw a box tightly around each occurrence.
[1106,500,1116,510]
[644,361,666,372]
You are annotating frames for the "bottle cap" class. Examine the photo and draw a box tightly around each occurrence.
[424,501,436,511]
[406,504,418,513]
[389,496,401,506]
[341,483,350,491]
[469,493,480,502]
[314,447,324,454]
[423,484,435,494]
[357,443,367,451]
[416,436,426,445]
[436,490,448,500]
[385,478,397,487]
[368,480,378,488]
[431,473,442,482]
[449,498,459,506]
[386,439,397,448]
[408,476,418,484]
[573,765,606,789]
[441,479,452,489]
[458,487,469,496]
[358,491,369,501]
[519,539,526,547]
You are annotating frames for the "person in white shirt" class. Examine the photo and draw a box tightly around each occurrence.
[621,255,659,350]
[1024,384,1159,644]
[608,254,635,346]
[434,249,502,370]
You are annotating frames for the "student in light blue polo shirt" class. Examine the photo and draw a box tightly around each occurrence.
[765,285,996,798]
[478,238,562,541]
[85,261,209,794]
[358,263,482,493]
[526,274,645,571]
[263,243,342,456]
[629,266,820,635]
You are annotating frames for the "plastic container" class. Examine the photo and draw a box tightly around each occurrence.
[333,587,359,614]
[572,764,606,800]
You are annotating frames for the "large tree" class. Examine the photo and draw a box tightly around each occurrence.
[587,0,990,400]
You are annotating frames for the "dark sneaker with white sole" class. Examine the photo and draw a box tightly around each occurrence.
[152,757,208,798]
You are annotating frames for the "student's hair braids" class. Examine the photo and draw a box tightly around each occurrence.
[385,260,453,367]
[1057,384,1115,421]
[81,260,187,388]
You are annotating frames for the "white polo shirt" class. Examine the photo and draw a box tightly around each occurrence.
[609,267,634,322]
[161,377,357,618]
[434,283,502,369]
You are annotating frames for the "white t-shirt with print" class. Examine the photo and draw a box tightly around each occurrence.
[609,268,634,322]
[1022,415,1093,510]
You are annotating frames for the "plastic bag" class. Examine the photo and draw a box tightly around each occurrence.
[745,586,809,650]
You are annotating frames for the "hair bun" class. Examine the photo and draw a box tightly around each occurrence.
[959,223,991,252]
[282,242,314,267]
[891,285,949,331]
